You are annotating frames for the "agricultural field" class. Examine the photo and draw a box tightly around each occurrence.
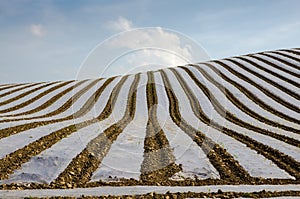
[0,48,299,198]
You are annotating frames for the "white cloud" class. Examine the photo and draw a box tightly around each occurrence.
[78,27,209,79]
[106,27,201,63]
[30,24,45,37]
[106,16,134,32]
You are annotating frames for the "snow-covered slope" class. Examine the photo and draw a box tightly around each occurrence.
[0,48,299,192]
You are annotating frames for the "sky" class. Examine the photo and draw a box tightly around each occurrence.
[0,0,300,83]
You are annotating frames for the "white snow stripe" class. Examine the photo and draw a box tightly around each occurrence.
[258,53,300,75]
[0,84,10,88]
[21,79,99,118]
[0,84,22,92]
[0,76,134,184]
[276,50,300,65]
[248,54,300,80]
[0,123,108,185]
[106,75,135,122]
[238,54,299,92]
[0,120,83,159]
[0,79,107,129]
[155,72,220,180]
[0,185,299,198]
[229,58,300,101]
[191,64,300,130]
[91,73,148,182]
[163,69,295,179]
[0,78,121,159]
[181,67,300,141]
[0,81,79,117]
[0,84,32,96]
[0,81,72,114]
[171,68,300,162]
[210,61,300,120]
[0,83,47,103]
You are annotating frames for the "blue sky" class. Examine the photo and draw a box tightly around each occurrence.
[0,0,300,83]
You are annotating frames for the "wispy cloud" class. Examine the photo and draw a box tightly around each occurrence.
[30,24,45,37]
[106,16,134,32]
[80,22,209,79]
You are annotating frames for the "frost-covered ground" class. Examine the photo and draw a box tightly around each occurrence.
[0,48,299,197]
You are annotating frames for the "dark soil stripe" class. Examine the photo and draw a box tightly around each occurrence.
[51,74,140,188]
[140,72,180,183]
[0,84,27,93]
[279,50,300,60]
[259,53,300,74]
[249,53,300,78]
[1,79,101,120]
[159,70,251,183]
[0,82,60,107]
[0,83,45,99]
[276,50,300,68]
[0,78,116,139]
[215,60,300,114]
[0,76,129,181]
[0,82,54,106]
[179,66,299,134]
[194,63,300,125]
[166,69,300,180]
[89,190,300,199]
[1,80,91,118]
[0,80,84,118]
[39,79,103,119]
[173,67,300,147]
[0,81,75,115]
[238,56,300,88]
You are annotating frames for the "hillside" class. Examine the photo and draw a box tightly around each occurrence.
[0,48,299,198]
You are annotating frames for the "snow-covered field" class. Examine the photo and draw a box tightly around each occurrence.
[0,48,299,198]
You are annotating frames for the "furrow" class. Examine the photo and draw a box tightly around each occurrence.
[0,123,104,185]
[0,82,43,99]
[0,77,121,161]
[236,56,300,98]
[258,53,300,75]
[0,81,75,115]
[246,55,300,82]
[276,50,300,68]
[179,66,299,133]
[0,80,87,118]
[226,58,300,102]
[178,67,300,159]
[0,84,10,88]
[0,83,27,94]
[165,69,300,180]
[90,73,148,182]
[0,82,57,107]
[159,70,251,183]
[197,63,300,125]
[0,119,95,180]
[0,81,80,118]
[155,74,220,180]
[51,74,140,188]
[171,67,300,147]
[0,78,115,139]
[35,79,103,119]
[215,60,300,114]
[0,75,129,181]
[280,50,300,58]
[0,82,63,115]
[140,72,181,183]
